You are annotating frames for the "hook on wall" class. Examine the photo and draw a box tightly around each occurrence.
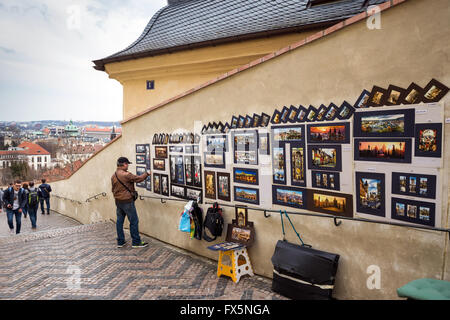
[263,210,271,218]
[161,198,167,204]
[334,217,342,227]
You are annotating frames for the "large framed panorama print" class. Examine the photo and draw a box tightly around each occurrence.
[234,186,259,206]
[307,190,353,218]
[354,138,412,163]
[271,124,304,145]
[272,185,307,210]
[355,172,385,217]
[353,109,415,138]
[308,144,342,172]
[233,168,258,186]
[391,197,435,227]
[414,123,442,158]
[307,122,350,144]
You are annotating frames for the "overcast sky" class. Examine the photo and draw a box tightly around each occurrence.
[0,0,167,122]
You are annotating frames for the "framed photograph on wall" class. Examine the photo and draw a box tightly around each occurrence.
[311,171,340,191]
[232,130,258,149]
[315,104,329,122]
[355,172,385,217]
[184,156,193,186]
[259,132,270,155]
[399,82,423,105]
[307,122,350,144]
[367,86,388,107]
[206,135,228,152]
[354,138,412,164]
[136,166,147,189]
[234,150,258,165]
[305,105,318,122]
[155,146,168,159]
[193,156,202,188]
[244,115,253,128]
[153,159,165,171]
[160,174,169,196]
[136,154,146,165]
[170,155,185,185]
[324,103,339,121]
[231,116,239,129]
[234,186,259,205]
[354,89,371,109]
[392,172,436,199]
[353,108,415,138]
[296,105,308,122]
[136,144,146,154]
[169,146,183,153]
[171,184,186,199]
[204,171,217,200]
[238,115,246,129]
[308,144,342,172]
[252,113,261,128]
[204,152,226,169]
[272,185,307,210]
[280,106,290,123]
[307,190,353,218]
[186,187,202,203]
[287,105,299,123]
[153,173,161,194]
[272,125,304,144]
[233,168,258,186]
[337,101,355,120]
[391,198,435,227]
[260,113,271,127]
[414,123,442,158]
[271,109,282,125]
[290,142,306,187]
[217,172,231,202]
[272,145,286,185]
[385,85,405,106]
[421,78,449,103]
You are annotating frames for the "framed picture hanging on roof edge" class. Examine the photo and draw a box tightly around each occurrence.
[421,78,449,103]
[367,86,388,107]
[305,105,318,122]
[287,105,299,123]
[354,89,371,109]
[385,84,405,106]
[315,104,329,122]
[337,101,355,120]
[399,82,423,105]
[296,105,308,122]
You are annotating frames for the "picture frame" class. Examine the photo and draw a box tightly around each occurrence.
[160,174,169,196]
[337,101,355,120]
[217,122,225,134]
[193,156,202,188]
[272,185,307,210]
[234,186,260,205]
[287,105,299,123]
[271,124,304,144]
[290,142,306,187]
[155,146,168,159]
[231,116,239,129]
[233,167,259,186]
[136,166,147,189]
[164,134,169,145]
[311,171,340,191]
[171,184,186,199]
[225,219,255,247]
[414,123,443,158]
[307,190,353,218]
[280,106,290,123]
[353,108,415,138]
[367,85,388,107]
[315,104,329,122]
[355,172,385,217]
[152,134,158,144]
[354,89,371,109]
[194,134,201,144]
[305,105,318,122]
[204,152,226,169]
[354,138,412,164]
[258,132,270,155]
[186,187,203,203]
[392,172,436,199]
[399,82,423,105]
[391,197,435,227]
[272,145,286,185]
[244,115,253,128]
[385,85,405,106]
[170,155,185,185]
[136,154,146,165]
[324,103,339,121]
[235,207,248,228]
[232,130,259,151]
[307,122,351,144]
[421,78,449,103]
[252,113,262,128]
[184,156,193,186]
[223,123,231,134]
[234,150,258,166]
[201,125,207,135]
[217,172,231,202]
[271,109,282,125]
[206,134,228,152]
[136,144,147,154]
[153,173,161,194]
[238,115,246,129]
[308,144,342,172]
[153,158,165,171]
[169,146,183,153]
[296,105,308,122]
[145,175,152,192]
[260,113,271,127]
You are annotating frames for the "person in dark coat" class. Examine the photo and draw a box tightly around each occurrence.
[2,180,27,235]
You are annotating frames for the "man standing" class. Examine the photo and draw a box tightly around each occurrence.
[38,179,52,215]
[111,157,150,248]
[2,180,27,235]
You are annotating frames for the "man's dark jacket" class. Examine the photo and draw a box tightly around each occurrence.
[2,187,27,210]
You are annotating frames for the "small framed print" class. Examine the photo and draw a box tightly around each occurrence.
[235,207,248,228]
[385,85,405,106]
[201,125,207,135]
[290,142,306,187]
[193,156,202,188]
[238,115,246,129]
[399,82,423,105]
[315,104,329,122]
[169,146,183,153]
[155,146,168,159]
[414,123,442,158]
[186,187,202,203]
[136,144,146,154]
[354,89,371,109]
[280,106,290,123]
[287,105,299,123]
[231,116,239,129]
[305,105,318,122]
[308,144,342,172]
[272,124,304,144]
[160,174,169,196]
[258,132,270,155]
[217,122,225,134]
[233,167,258,186]
[337,101,355,120]
[271,109,282,125]
[170,155,185,185]
[307,190,353,218]
[232,130,259,150]
[153,159,165,171]
[145,175,152,192]
[234,186,259,206]
[171,184,186,199]
[184,156,193,186]
[234,150,258,165]
[324,103,339,121]
[355,172,385,217]
[354,138,412,164]
[152,134,158,144]
[204,152,226,169]
[252,113,261,128]
[311,171,340,191]
[353,108,415,138]
[367,86,388,107]
[296,105,308,122]
[307,122,351,144]
[272,185,307,210]
[153,173,161,194]
[260,113,271,127]
[194,134,201,144]
[244,115,253,128]
[217,172,231,202]
[391,198,435,227]
[164,134,169,145]
[136,167,147,189]
[206,135,228,152]
[392,172,436,199]
[204,171,217,200]
[136,154,146,165]
[223,123,231,134]
[272,145,286,185]
[421,79,449,103]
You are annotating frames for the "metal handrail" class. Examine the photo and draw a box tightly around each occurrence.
[139,195,188,204]
[86,192,107,202]
[53,194,82,205]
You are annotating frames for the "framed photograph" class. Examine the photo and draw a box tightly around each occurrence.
[385,85,405,106]
[307,122,351,144]
[354,138,412,163]
[305,105,318,122]
[186,187,202,203]
[392,172,436,199]
[399,82,423,105]
[234,186,260,205]
[169,146,183,153]
[223,123,231,134]
[159,134,164,145]
[184,156,193,186]
[185,146,193,154]
[171,184,186,199]
[290,142,306,187]
[307,190,353,218]
[226,221,255,247]
[232,130,258,153]
[201,125,207,135]
[311,171,340,191]
[217,172,231,202]
[272,145,286,185]
[414,123,442,158]
[353,108,415,137]
[272,125,304,143]
[421,78,449,103]
[206,135,228,152]
[170,155,185,185]
[153,159,165,171]
[235,207,248,228]
[391,198,435,227]
[160,174,169,196]
[136,144,146,154]
[287,105,299,123]
[204,152,225,169]
[367,86,388,107]
[233,168,258,186]
[136,154,146,165]
[217,122,225,134]
[272,185,307,210]
[354,90,371,109]
[231,116,239,129]
[258,132,270,155]
[315,104,329,122]
[259,113,270,127]
[136,166,147,189]
[234,150,258,165]
[152,134,158,144]
[271,109,282,125]
[193,156,202,188]
[296,105,308,122]
[238,115,246,129]
[324,103,339,121]
[244,115,253,128]
[280,106,290,123]
[252,113,261,128]
[153,173,161,194]
[145,175,152,191]
[337,101,355,120]
[164,134,169,145]
[155,146,168,159]
[308,144,342,172]
[356,172,385,217]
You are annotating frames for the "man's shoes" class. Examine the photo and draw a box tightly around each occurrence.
[132,242,149,248]
[41,212,45,215]
[9,229,14,235]
[117,242,126,248]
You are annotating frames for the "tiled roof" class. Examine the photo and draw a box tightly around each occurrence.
[0,142,50,156]
[93,0,386,70]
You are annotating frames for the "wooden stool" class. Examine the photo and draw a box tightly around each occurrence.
[217,247,254,283]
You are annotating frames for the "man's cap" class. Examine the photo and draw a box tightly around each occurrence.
[117,157,132,165]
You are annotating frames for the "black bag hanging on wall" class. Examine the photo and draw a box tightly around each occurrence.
[271,211,340,300]
[203,202,224,242]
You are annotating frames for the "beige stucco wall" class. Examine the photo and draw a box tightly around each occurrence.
[52,0,450,299]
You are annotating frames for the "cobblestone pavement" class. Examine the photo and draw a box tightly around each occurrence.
[0,211,287,300]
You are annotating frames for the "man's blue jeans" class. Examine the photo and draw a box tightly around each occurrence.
[6,209,22,234]
[40,197,50,214]
[28,206,38,228]
[116,201,142,246]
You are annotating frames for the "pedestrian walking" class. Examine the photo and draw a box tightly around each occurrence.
[27,181,40,229]
[38,179,52,215]
[111,157,150,248]
[2,180,27,235]
[0,188,4,213]
[22,182,29,219]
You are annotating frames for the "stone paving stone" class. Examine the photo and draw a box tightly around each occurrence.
[0,215,288,300]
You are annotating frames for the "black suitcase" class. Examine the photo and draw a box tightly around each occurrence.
[271,211,340,300]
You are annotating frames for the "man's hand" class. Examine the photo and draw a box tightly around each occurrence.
[7,204,12,209]
[18,208,22,213]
